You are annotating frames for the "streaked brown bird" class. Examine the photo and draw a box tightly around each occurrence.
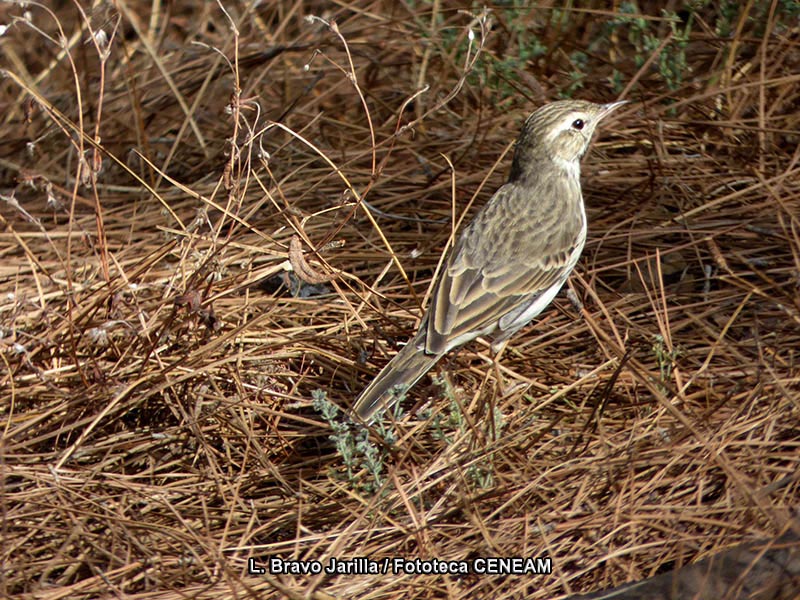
[354,99,626,422]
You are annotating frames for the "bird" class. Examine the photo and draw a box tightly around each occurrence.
[354,99,627,423]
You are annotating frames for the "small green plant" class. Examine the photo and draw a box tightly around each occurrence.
[715,0,800,38]
[425,375,505,490]
[594,2,692,93]
[427,375,466,444]
[312,389,396,495]
[659,10,691,90]
[466,461,494,489]
[431,3,548,101]
[652,334,681,390]
[714,0,742,38]
[559,51,589,98]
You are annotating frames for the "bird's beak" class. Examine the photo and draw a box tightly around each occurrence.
[599,100,629,119]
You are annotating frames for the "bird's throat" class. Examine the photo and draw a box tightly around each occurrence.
[553,156,581,180]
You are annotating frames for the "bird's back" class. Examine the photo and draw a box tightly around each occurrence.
[424,168,585,354]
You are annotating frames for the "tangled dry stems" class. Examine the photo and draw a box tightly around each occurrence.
[0,2,798,598]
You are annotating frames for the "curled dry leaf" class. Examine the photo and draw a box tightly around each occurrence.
[288,235,337,284]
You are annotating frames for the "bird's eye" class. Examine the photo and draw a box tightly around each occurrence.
[571,119,585,130]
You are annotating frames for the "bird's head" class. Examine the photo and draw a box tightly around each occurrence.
[510,99,626,180]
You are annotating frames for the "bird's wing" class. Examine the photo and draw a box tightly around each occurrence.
[425,182,583,354]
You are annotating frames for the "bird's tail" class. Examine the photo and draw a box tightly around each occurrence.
[354,336,443,423]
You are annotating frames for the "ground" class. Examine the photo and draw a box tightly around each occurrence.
[1,1,798,598]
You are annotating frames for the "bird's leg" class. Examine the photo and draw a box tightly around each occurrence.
[488,337,511,398]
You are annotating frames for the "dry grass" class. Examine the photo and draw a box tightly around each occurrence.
[1,1,799,598]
